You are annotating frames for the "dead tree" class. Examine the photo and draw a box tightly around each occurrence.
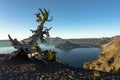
[8,8,52,55]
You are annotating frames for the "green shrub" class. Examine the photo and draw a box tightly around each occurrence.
[103,67,107,72]
[93,71,100,77]
[47,50,56,61]
[56,58,62,64]
[110,66,117,73]
[32,44,62,63]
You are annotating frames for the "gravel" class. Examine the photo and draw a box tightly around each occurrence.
[0,54,120,80]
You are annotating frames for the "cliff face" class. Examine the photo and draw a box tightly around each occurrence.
[84,36,120,72]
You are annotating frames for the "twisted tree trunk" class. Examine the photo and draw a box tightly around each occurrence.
[8,8,52,55]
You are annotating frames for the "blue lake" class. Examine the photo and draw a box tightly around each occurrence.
[0,44,99,67]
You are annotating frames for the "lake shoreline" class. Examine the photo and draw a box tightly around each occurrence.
[0,47,100,67]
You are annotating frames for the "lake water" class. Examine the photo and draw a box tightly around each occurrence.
[0,44,99,67]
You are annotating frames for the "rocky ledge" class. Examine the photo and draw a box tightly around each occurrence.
[84,36,120,73]
[0,54,120,80]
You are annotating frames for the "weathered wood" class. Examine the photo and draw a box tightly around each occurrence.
[8,8,52,55]
[8,34,21,46]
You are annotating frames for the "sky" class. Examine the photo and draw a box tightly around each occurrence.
[0,0,120,40]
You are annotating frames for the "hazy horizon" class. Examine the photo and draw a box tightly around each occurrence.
[0,0,120,40]
[0,35,116,41]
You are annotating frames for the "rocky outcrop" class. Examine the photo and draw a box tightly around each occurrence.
[84,36,120,72]
[55,41,80,50]
[55,40,100,50]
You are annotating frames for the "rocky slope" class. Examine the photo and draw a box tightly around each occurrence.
[0,54,120,80]
[84,36,120,73]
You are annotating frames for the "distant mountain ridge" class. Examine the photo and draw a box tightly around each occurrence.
[67,37,111,45]
[51,37,111,50]
[0,40,11,47]
[46,37,64,45]
[0,37,111,50]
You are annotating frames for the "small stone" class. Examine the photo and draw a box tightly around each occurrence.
[32,67,36,71]
[19,76,23,80]
[79,73,83,76]
[48,77,52,80]
[68,75,74,79]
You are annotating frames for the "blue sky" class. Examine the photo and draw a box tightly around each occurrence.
[0,0,120,40]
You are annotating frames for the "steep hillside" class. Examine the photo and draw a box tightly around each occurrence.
[84,36,120,72]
